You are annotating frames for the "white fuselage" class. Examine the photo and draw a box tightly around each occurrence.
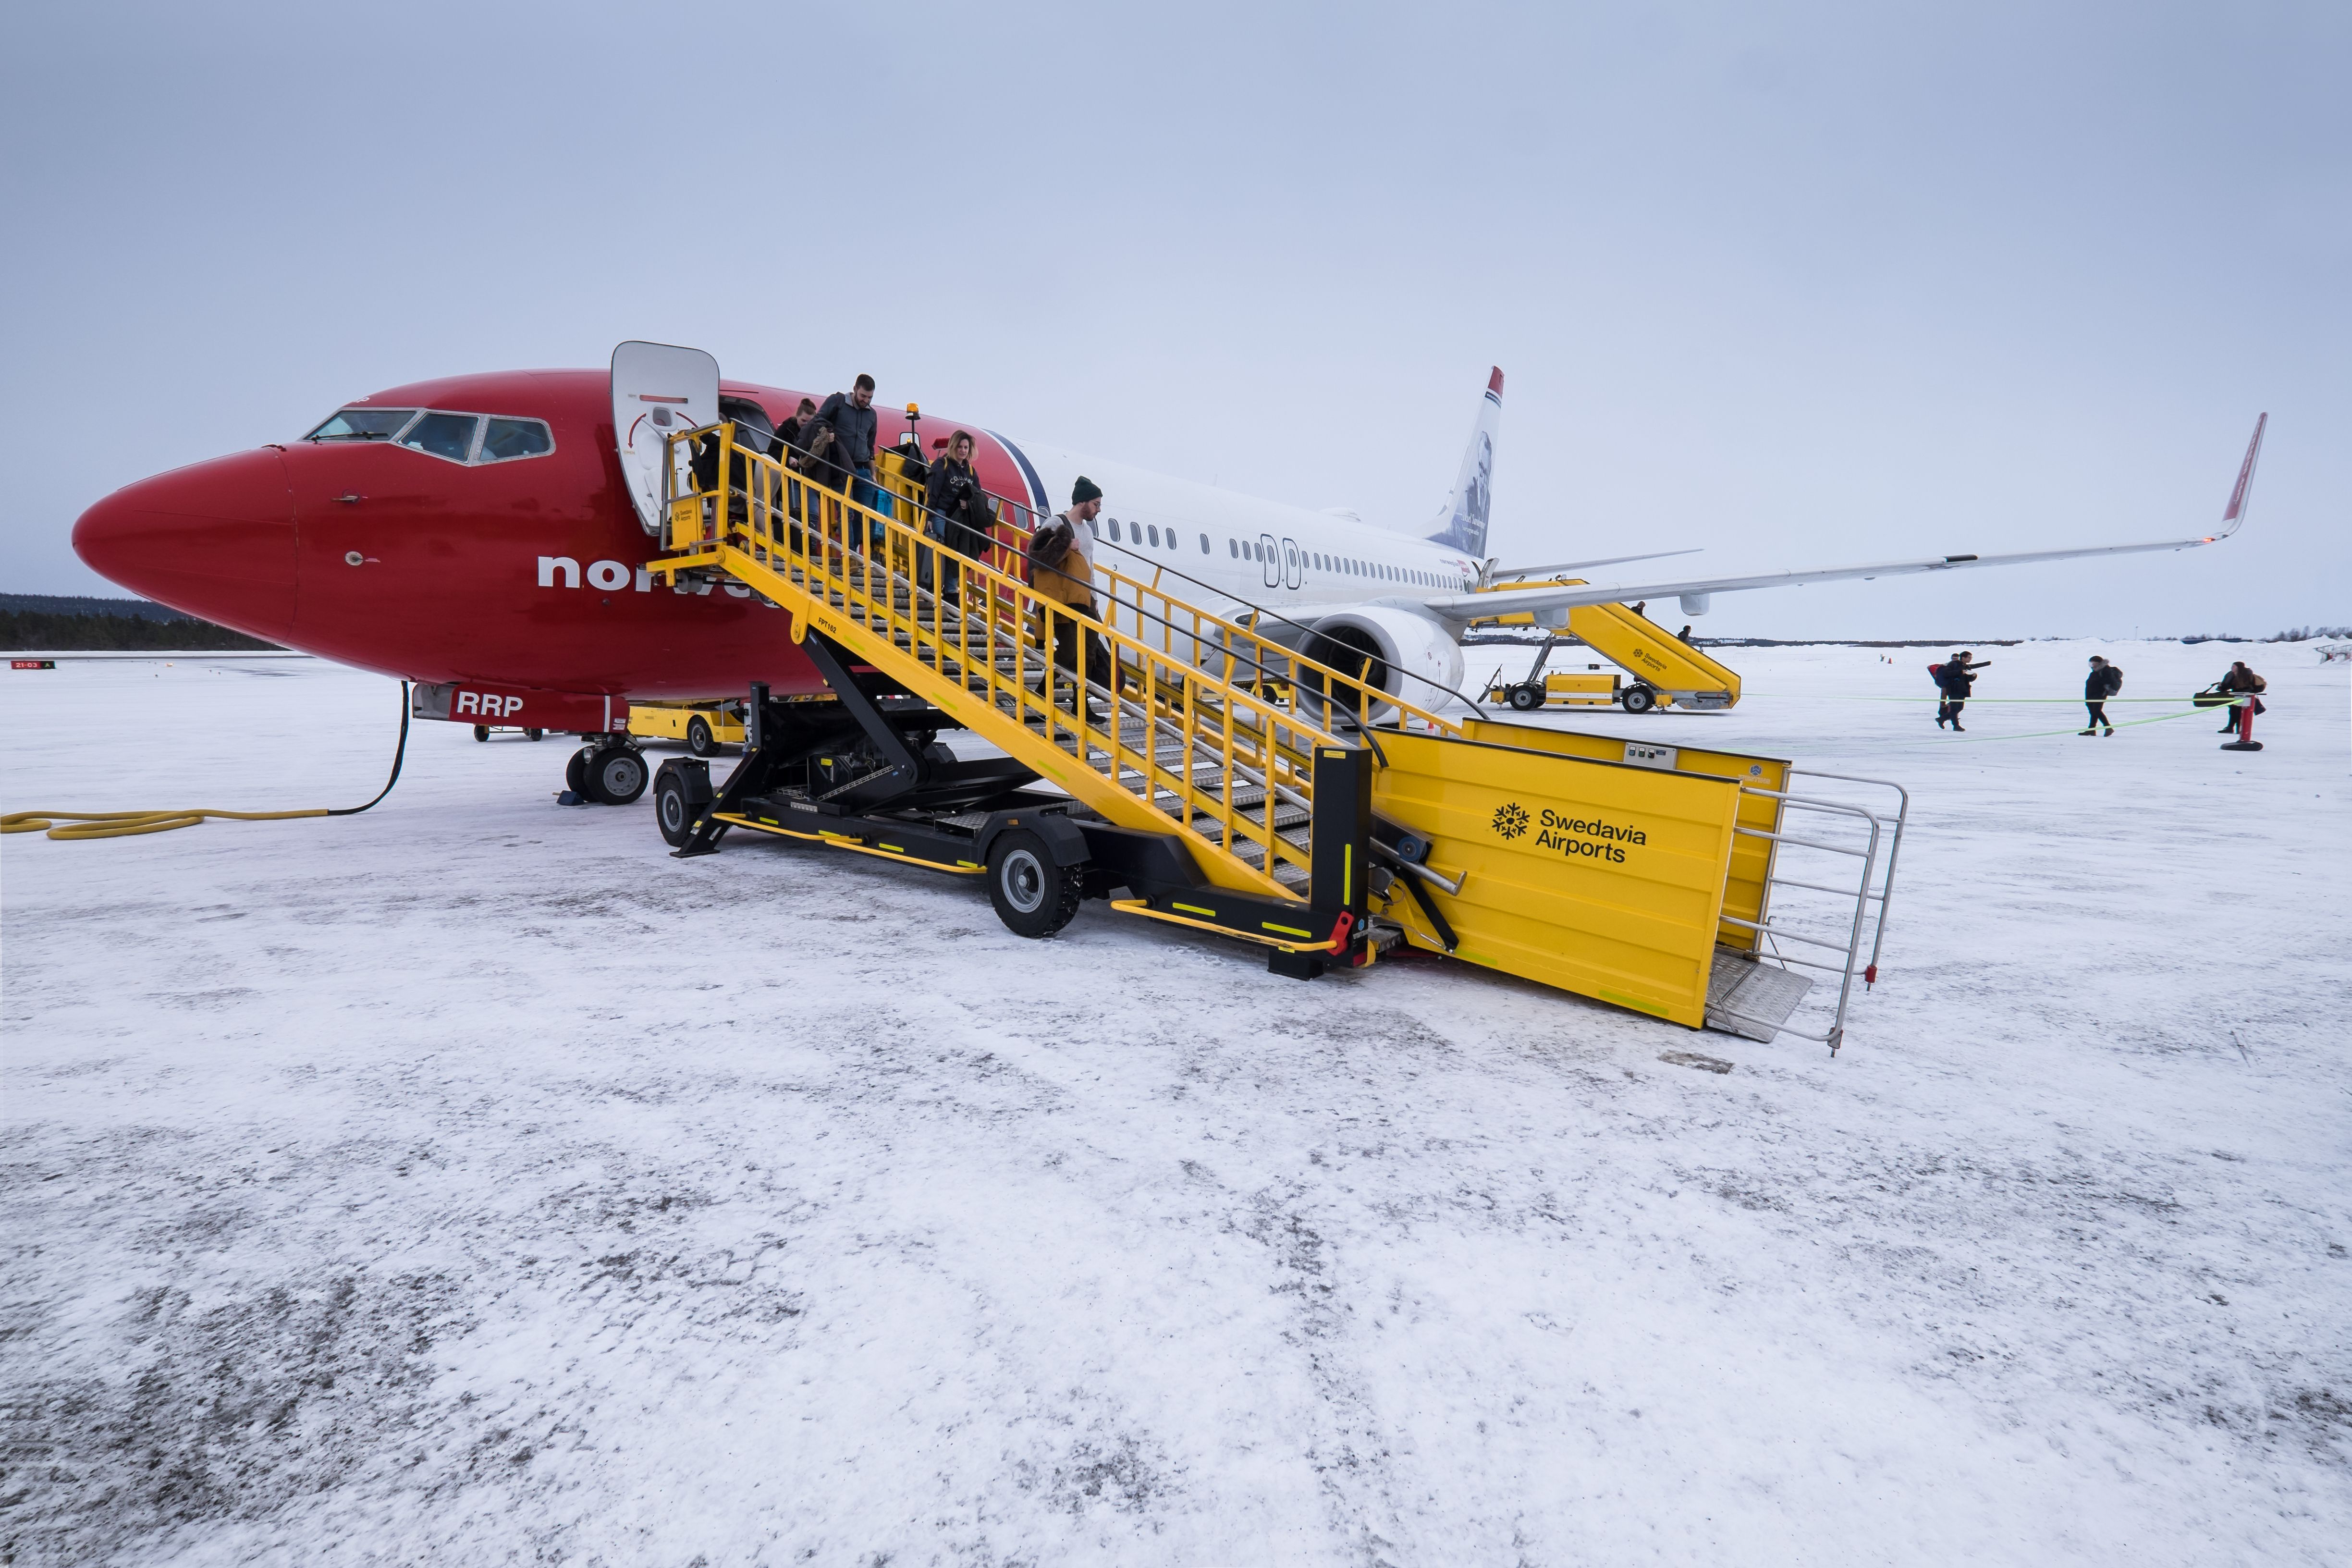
[1009,441,1480,617]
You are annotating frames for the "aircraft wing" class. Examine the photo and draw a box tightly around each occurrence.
[1486,548,1702,580]
[1433,415,2266,625]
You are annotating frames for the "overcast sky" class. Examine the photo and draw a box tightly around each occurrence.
[3,1,2343,638]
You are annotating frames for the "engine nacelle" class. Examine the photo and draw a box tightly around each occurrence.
[1297,605,1466,712]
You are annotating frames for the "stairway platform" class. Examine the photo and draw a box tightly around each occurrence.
[1703,953,1816,1043]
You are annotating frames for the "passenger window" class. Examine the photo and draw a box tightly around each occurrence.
[478,417,553,463]
[306,407,417,441]
[1108,518,1122,542]
[397,411,481,463]
[1147,524,1160,548]
[1228,539,1238,557]
[1199,533,1209,553]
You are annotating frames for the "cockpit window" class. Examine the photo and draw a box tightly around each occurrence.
[396,412,483,463]
[305,405,555,465]
[478,417,554,463]
[306,407,418,441]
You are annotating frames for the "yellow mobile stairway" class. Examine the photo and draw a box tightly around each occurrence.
[645,424,1903,1050]
[1479,589,1746,712]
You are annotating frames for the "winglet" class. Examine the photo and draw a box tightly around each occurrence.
[2216,413,2266,538]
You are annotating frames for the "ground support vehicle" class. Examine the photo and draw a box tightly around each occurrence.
[1472,589,1745,711]
[1487,634,1627,711]
[628,698,745,757]
[644,421,1902,1047]
[471,724,547,741]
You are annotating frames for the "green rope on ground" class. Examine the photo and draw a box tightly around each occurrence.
[1760,694,2240,705]
[1863,703,2227,748]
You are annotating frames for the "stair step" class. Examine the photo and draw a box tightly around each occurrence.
[711,549,1332,895]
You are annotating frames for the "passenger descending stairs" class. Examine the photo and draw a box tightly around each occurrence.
[648,431,1459,902]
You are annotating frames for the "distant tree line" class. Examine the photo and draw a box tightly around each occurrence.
[2180,627,2351,645]
[0,594,279,651]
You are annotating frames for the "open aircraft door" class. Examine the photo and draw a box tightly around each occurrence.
[612,341,721,536]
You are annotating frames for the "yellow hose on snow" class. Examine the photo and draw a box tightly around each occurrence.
[3,806,334,840]
[4,682,411,841]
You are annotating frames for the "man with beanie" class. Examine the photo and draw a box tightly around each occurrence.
[1030,477,1108,715]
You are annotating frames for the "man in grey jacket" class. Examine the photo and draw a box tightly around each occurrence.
[815,375,889,531]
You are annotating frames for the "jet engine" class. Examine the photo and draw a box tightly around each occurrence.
[1295,605,1466,713]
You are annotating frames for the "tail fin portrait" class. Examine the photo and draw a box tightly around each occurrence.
[1425,367,1503,556]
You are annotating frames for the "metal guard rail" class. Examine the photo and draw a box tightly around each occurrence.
[655,423,1450,895]
[1717,773,1909,1054]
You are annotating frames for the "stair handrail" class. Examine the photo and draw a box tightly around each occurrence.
[687,423,1459,737]
[870,448,1494,722]
[662,427,1377,890]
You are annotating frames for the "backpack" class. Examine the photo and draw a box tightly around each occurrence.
[2102,665,2124,697]
[1926,662,1944,683]
[1027,514,1075,578]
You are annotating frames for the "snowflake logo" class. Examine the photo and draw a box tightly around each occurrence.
[1492,801,1530,840]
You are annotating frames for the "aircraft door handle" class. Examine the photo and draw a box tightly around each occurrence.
[332,493,366,504]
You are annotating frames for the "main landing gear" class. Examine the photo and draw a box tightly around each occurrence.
[563,735,649,805]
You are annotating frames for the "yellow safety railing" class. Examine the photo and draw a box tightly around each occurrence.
[653,424,1458,898]
[871,443,1466,737]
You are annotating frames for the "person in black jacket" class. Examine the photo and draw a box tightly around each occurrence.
[1935,650,1987,730]
[2216,660,2266,733]
[2078,655,2122,735]
[767,396,817,466]
[919,430,991,605]
[767,397,818,533]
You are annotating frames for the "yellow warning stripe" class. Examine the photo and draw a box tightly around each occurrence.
[712,813,983,875]
[1108,899,1337,953]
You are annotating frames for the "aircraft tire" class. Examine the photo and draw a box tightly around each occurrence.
[585,745,649,806]
[1507,684,1544,712]
[986,828,1082,938]
[1622,685,1658,714]
[565,746,589,796]
[473,725,490,742]
[653,771,696,847]
[686,716,716,757]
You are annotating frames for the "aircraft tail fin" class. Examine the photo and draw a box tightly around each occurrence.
[1424,367,1502,556]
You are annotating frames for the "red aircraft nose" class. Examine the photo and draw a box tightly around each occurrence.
[73,448,298,643]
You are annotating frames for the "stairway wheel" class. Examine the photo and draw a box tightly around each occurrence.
[986,828,1084,938]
